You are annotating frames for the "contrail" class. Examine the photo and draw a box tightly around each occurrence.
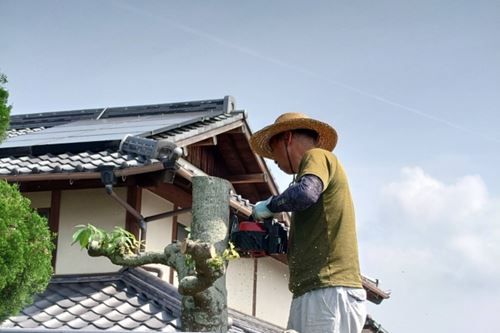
[113,1,500,144]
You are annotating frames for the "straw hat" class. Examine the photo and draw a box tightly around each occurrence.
[250,112,338,159]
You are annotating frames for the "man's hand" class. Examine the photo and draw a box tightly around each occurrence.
[252,197,273,220]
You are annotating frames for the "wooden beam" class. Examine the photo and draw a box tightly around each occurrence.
[190,136,217,147]
[175,120,244,148]
[125,185,142,241]
[176,158,253,217]
[0,172,101,182]
[225,126,246,135]
[18,179,107,192]
[170,212,179,285]
[49,190,61,270]
[144,207,192,223]
[146,182,192,208]
[252,258,258,316]
[226,173,268,184]
[239,120,280,196]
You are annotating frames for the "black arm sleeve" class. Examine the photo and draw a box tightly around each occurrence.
[267,174,323,213]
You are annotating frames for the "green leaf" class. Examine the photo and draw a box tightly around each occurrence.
[78,229,92,248]
[71,228,85,245]
[222,241,240,261]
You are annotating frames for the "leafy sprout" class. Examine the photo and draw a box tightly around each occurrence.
[72,224,142,255]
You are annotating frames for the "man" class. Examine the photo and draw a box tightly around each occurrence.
[250,112,367,333]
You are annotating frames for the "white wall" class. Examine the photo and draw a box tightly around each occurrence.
[141,189,174,280]
[56,188,126,274]
[226,258,255,316]
[255,257,292,327]
[171,210,192,288]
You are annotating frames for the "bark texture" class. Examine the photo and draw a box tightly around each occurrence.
[180,176,230,332]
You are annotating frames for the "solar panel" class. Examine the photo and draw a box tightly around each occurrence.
[0,111,224,156]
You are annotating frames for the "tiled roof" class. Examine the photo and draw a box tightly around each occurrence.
[0,150,139,176]
[0,111,245,177]
[0,268,284,333]
[6,127,45,139]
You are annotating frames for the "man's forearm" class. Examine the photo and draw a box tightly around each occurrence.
[268,174,323,212]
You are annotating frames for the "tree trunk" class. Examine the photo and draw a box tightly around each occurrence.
[180,176,230,333]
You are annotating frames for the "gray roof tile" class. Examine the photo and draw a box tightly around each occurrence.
[89,290,112,303]
[41,318,65,329]
[125,295,143,307]
[54,311,78,323]
[42,289,63,303]
[67,304,91,316]
[115,317,143,330]
[154,311,173,321]
[114,302,139,315]
[78,310,101,322]
[113,290,132,302]
[66,317,92,329]
[69,285,95,295]
[21,305,44,316]
[132,324,175,332]
[16,318,41,329]
[128,309,150,322]
[103,309,128,322]
[43,304,65,316]
[138,302,162,315]
[8,127,45,137]
[142,316,168,330]
[66,293,88,302]
[2,267,284,333]
[89,302,114,316]
[103,296,126,309]
[54,298,76,309]
[8,315,29,323]
[93,317,117,329]
[98,283,120,295]
[31,311,53,323]
[1,320,15,328]
[51,284,82,298]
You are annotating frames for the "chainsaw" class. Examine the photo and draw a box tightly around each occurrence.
[229,215,288,257]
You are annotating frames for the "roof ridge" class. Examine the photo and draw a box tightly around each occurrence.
[50,271,122,284]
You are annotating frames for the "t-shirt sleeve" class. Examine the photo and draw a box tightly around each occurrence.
[297,149,336,192]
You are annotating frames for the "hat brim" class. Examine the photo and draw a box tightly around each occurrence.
[250,118,338,159]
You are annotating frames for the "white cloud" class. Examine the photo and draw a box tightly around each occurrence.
[381,167,489,225]
[377,167,500,280]
[362,167,500,333]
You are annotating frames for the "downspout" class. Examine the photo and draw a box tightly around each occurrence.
[99,165,147,243]
[98,137,187,239]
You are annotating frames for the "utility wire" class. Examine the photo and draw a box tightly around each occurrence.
[113,1,500,144]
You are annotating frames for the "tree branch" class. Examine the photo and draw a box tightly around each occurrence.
[88,242,184,270]
[178,239,225,296]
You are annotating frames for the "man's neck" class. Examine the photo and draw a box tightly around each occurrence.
[290,143,317,172]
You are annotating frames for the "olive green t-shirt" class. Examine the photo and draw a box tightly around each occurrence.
[288,148,362,297]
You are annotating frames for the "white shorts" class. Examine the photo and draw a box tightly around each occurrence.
[287,286,367,333]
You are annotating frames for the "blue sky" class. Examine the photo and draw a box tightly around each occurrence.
[1,1,499,332]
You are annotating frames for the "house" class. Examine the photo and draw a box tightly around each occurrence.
[0,96,390,331]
